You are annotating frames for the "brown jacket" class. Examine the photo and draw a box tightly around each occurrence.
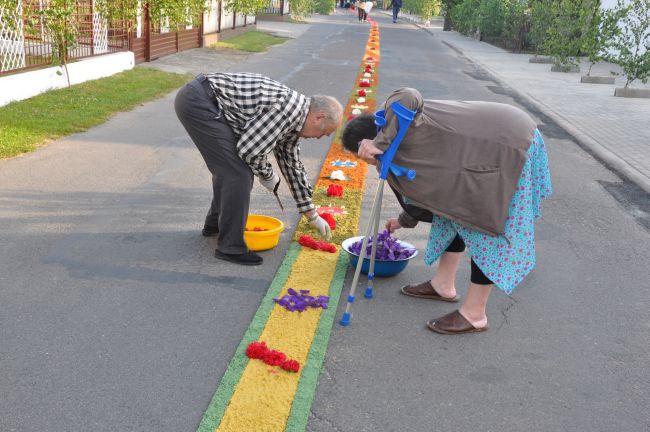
[375,88,537,236]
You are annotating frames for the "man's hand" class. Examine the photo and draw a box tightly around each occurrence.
[385,218,402,233]
[358,139,383,165]
[305,211,332,240]
[260,173,281,193]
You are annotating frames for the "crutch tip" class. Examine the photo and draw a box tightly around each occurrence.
[339,312,351,326]
[364,287,374,298]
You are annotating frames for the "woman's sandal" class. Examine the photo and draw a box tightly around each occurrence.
[427,310,489,335]
[400,281,460,302]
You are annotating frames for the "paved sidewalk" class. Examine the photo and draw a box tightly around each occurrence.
[382,11,650,193]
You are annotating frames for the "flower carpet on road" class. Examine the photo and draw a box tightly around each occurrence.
[197,19,381,432]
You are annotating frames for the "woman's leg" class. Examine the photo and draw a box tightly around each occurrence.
[430,251,462,298]
[459,283,492,329]
[459,258,493,327]
[402,234,463,301]
[427,256,493,333]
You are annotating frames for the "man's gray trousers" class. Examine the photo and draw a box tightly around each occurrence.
[174,77,253,255]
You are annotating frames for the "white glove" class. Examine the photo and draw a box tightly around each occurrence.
[308,214,332,240]
[260,173,281,193]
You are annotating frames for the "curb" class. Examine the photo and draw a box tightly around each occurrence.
[381,9,650,194]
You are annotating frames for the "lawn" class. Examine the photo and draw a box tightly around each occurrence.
[0,67,191,159]
[211,30,290,53]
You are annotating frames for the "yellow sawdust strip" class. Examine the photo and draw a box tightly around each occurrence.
[216,248,340,432]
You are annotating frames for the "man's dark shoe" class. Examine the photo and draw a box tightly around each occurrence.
[214,249,263,266]
[202,224,219,237]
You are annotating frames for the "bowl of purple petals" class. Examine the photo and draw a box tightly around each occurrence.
[342,230,418,277]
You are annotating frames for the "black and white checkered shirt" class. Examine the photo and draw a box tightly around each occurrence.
[203,72,314,212]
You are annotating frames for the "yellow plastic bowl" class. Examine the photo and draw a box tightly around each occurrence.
[244,214,285,251]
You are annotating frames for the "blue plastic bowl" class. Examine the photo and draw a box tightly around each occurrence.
[341,236,418,277]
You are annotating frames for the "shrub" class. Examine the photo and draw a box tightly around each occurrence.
[403,0,442,22]
[291,0,317,18]
[450,0,480,35]
[476,0,504,38]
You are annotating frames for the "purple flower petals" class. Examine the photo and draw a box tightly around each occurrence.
[274,289,329,312]
[349,230,415,261]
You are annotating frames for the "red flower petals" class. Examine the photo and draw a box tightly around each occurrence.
[357,89,366,97]
[326,184,344,197]
[245,341,268,359]
[320,212,336,230]
[298,235,337,253]
[246,341,301,373]
[359,81,371,87]
[281,359,300,373]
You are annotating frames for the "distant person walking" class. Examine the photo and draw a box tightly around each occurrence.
[363,0,374,21]
[357,0,366,21]
[390,0,401,22]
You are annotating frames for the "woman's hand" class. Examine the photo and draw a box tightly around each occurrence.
[385,218,402,233]
[358,139,383,165]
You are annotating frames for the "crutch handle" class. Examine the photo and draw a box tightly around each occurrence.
[375,156,416,180]
[374,102,417,181]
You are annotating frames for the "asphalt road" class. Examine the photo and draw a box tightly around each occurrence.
[308,12,650,432]
[0,11,648,432]
[0,14,364,432]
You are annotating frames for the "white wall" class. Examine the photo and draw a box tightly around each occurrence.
[204,0,220,34]
[0,51,135,107]
[203,0,255,36]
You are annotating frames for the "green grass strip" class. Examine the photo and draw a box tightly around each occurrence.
[0,68,191,159]
[210,31,290,53]
[285,252,349,432]
[197,242,302,432]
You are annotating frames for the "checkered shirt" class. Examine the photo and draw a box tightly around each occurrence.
[203,72,314,212]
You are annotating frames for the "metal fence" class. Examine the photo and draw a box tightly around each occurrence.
[262,0,287,15]
[1,0,129,76]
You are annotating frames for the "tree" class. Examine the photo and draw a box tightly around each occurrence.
[502,0,528,52]
[608,0,650,87]
[38,0,78,87]
[542,0,590,69]
[528,0,555,56]
[96,0,209,30]
[222,0,271,15]
[441,0,462,30]
[582,0,627,76]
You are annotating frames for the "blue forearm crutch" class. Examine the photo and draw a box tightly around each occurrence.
[340,102,418,327]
